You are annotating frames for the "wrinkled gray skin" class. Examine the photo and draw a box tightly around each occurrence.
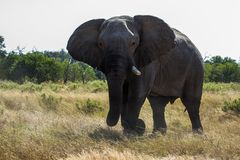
[67,15,204,135]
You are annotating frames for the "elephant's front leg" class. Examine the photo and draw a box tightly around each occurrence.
[148,95,169,134]
[122,63,157,135]
[120,81,129,125]
[123,96,146,135]
[121,77,147,135]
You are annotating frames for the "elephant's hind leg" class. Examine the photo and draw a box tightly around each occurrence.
[148,95,169,134]
[181,97,203,134]
[181,66,204,134]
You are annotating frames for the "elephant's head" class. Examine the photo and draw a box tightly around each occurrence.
[67,15,175,127]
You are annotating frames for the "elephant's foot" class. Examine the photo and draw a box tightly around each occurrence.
[135,119,146,135]
[122,119,146,136]
[192,127,203,134]
[152,128,167,135]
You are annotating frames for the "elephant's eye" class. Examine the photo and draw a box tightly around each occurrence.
[130,41,136,47]
[98,42,104,49]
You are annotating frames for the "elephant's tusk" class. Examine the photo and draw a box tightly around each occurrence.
[132,66,141,76]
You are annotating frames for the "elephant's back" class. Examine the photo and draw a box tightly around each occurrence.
[150,29,204,97]
[173,28,203,64]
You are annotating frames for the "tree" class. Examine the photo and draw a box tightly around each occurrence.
[206,56,223,64]
[223,57,236,64]
[204,56,240,82]
[0,36,7,57]
[0,54,19,80]
[222,62,240,82]
[44,49,70,62]
[68,62,97,83]
[0,52,65,83]
[204,63,212,82]
[63,59,72,84]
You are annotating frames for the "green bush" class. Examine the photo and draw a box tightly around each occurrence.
[223,98,240,113]
[46,82,63,92]
[0,50,101,84]
[87,80,107,92]
[0,81,19,90]
[81,99,103,114]
[41,93,60,111]
[204,56,240,83]
[0,105,5,115]
[20,81,43,92]
[68,83,80,90]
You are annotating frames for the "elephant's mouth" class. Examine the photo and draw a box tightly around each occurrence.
[104,54,141,76]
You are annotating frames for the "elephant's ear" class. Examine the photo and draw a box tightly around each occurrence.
[67,19,105,70]
[134,15,175,67]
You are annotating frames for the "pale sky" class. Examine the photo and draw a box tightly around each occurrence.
[0,0,239,60]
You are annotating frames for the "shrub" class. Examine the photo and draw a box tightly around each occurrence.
[81,99,103,114]
[0,81,19,90]
[20,81,43,92]
[0,105,5,115]
[67,82,82,91]
[222,98,240,113]
[87,80,107,92]
[203,82,240,92]
[48,83,63,92]
[41,93,60,111]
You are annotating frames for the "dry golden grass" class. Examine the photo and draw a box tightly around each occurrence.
[62,148,214,160]
[62,148,157,160]
[0,81,239,160]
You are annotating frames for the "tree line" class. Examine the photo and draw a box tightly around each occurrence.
[0,36,104,83]
[204,56,240,83]
[0,35,239,83]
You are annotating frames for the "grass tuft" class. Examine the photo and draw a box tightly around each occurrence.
[223,98,240,113]
[40,93,61,111]
[81,99,104,115]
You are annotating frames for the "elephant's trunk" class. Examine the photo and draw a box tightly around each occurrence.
[106,73,124,126]
[105,52,140,126]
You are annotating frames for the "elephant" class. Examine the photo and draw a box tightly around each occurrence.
[67,15,204,135]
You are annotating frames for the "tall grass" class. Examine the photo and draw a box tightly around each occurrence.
[0,80,108,93]
[0,81,239,159]
[223,98,240,113]
[203,82,240,92]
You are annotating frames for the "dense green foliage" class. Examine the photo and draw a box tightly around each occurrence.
[0,36,7,57]
[204,56,240,82]
[0,51,103,83]
[0,52,65,83]
[0,35,105,83]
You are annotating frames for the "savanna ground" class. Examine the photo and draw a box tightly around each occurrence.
[0,81,240,160]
